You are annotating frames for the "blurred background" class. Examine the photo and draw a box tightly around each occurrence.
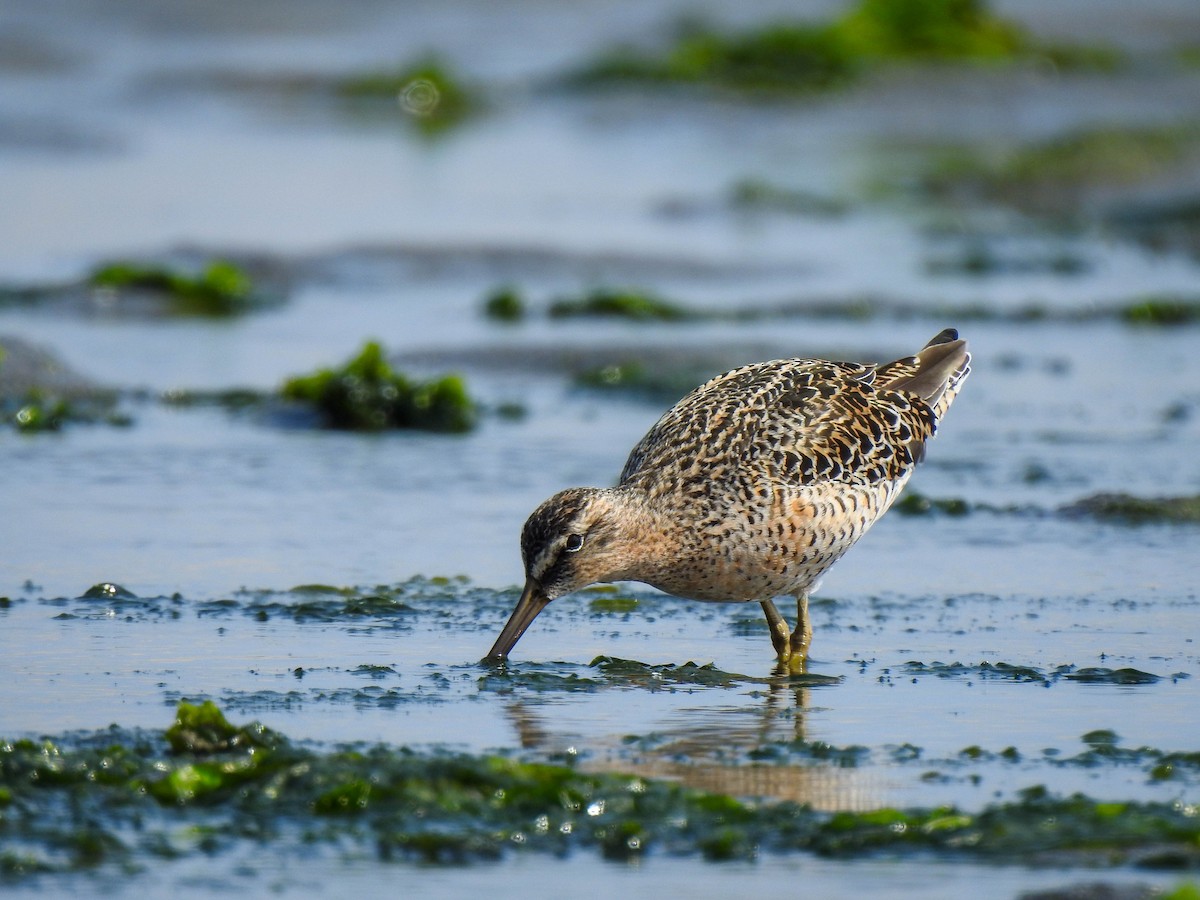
[2,3,1199,895]
[3,0,1199,597]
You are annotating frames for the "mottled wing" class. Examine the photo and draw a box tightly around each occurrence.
[619,336,966,495]
[617,359,915,493]
[615,359,824,487]
[745,362,938,487]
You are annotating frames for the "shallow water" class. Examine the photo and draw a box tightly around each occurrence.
[2,0,1200,895]
[1,853,1189,900]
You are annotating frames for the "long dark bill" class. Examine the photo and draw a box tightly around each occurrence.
[483,579,551,662]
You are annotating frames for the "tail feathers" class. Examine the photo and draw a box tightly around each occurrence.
[882,328,971,426]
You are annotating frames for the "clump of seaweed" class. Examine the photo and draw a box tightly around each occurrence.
[0,338,127,432]
[837,0,1024,60]
[482,286,527,322]
[281,341,477,432]
[1060,492,1200,525]
[920,125,1200,219]
[548,288,692,322]
[569,23,861,93]
[1120,296,1200,326]
[2,390,132,433]
[336,55,480,134]
[88,260,260,317]
[163,699,280,756]
[566,0,1117,94]
[893,491,971,517]
[4,391,70,432]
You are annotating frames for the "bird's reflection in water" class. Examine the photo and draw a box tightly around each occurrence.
[500,671,886,812]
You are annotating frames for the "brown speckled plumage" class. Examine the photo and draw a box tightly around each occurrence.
[488,329,971,671]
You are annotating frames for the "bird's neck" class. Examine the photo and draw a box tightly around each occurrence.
[596,486,686,587]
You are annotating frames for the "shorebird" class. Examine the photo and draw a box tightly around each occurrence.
[485,329,970,672]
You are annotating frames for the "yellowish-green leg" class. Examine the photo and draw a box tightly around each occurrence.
[760,599,790,659]
[786,593,813,673]
[763,596,812,673]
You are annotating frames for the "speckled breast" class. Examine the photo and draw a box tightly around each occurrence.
[643,479,905,603]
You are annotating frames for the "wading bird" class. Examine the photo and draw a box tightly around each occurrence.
[486,329,970,672]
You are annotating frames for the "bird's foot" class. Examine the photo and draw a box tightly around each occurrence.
[777,622,812,674]
[773,648,808,676]
[788,626,812,661]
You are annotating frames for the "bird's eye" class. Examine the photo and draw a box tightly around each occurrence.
[564,533,585,553]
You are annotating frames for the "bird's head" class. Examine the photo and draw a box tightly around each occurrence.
[484,487,626,662]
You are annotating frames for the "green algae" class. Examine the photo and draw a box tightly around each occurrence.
[1112,197,1200,259]
[884,490,1200,524]
[727,178,849,217]
[89,260,260,317]
[281,341,478,432]
[548,288,692,322]
[925,243,1090,277]
[893,491,972,517]
[589,595,640,614]
[1065,668,1163,686]
[238,586,419,624]
[900,660,1165,687]
[837,0,1022,61]
[5,392,70,432]
[480,282,1200,331]
[996,127,1194,191]
[482,286,526,322]
[920,125,1200,219]
[747,731,1200,794]
[1,391,129,433]
[81,582,138,600]
[164,701,280,756]
[1,339,126,431]
[1164,884,1200,900]
[34,577,483,627]
[575,360,705,403]
[589,656,754,689]
[335,56,479,134]
[5,703,1199,880]
[566,22,859,94]
[351,664,398,679]
[904,660,1053,682]
[1121,297,1200,326]
[1060,493,1200,525]
[477,666,605,695]
[478,656,759,694]
[159,387,266,410]
[566,0,1115,94]
[746,739,871,767]
[166,684,442,714]
[1047,732,1200,778]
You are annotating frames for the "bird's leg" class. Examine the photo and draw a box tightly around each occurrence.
[760,599,791,659]
[786,593,813,673]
